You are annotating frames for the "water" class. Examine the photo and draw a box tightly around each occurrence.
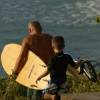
[0,0,100,60]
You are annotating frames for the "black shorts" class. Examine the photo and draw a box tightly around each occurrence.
[43,81,68,95]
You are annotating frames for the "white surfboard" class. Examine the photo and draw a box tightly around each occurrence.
[1,44,50,90]
[1,43,88,90]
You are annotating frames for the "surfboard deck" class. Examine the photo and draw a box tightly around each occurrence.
[1,44,50,90]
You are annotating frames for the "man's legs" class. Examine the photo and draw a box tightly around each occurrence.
[32,90,42,100]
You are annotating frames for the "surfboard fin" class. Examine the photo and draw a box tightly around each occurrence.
[30,84,38,88]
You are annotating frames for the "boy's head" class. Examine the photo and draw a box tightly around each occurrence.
[28,21,42,35]
[52,36,65,53]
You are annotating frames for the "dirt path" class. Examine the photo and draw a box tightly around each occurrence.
[61,92,100,100]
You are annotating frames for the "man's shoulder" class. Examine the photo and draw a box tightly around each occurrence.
[22,35,31,44]
[42,33,53,38]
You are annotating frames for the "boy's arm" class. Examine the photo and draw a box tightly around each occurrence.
[36,58,53,83]
[68,55,79,68]
[36,69,49,83]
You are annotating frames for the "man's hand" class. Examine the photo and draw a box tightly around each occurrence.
[9,71,17,80]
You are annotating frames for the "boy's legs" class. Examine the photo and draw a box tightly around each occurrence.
[51,95,56,100]
[51,94,61,100]
[41,93,51,100]
[42,93,61,100]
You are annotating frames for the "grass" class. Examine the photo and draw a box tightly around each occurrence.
[0,76,100,100]
[67,76,100,93]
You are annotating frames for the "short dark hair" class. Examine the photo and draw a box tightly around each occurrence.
[52,36,65,50]
[29,21,42,32]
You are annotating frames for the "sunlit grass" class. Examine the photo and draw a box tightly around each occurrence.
[0,76,100,99]
[67,76,100,93]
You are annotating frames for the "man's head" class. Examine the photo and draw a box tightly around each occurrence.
[28,21,42,35]
[52,36,65,53]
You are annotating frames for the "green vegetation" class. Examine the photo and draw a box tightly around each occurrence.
[0,76,100,100]
[67,76,100,93]
[0,77,27,100]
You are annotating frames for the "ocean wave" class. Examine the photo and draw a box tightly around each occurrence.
[0,0,100,26]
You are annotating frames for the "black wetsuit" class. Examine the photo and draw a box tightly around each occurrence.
[48,52,76,85]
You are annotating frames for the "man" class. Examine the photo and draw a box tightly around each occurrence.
[13,21,54,100]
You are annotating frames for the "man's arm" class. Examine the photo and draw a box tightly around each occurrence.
[13,38,29,75]
[36,69,49,83]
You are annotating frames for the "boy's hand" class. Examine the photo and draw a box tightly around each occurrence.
[36,77,42,84]
[76,59,84,67]
[35,70,49,84]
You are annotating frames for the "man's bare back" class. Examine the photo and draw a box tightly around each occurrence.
[13,21,54,76]
[25,34,54,64]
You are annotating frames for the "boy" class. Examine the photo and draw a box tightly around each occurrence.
[36,36,77,100]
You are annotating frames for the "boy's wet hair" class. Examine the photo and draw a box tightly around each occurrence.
[52,36,65,50]
[29,21,42,32]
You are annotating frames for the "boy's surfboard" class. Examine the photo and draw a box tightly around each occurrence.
[1,44,50,90]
